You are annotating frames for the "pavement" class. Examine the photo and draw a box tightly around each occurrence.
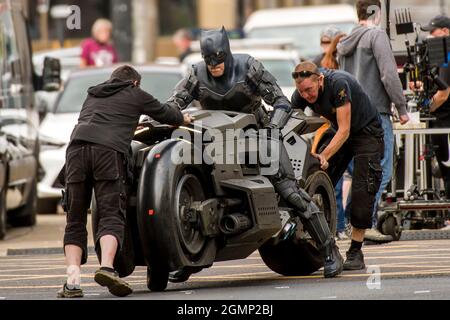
[0,214,93,257]
[2,238,450,299]
[3,215,450,300]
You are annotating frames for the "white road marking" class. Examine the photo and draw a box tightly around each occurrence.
[275,286,290,289]
[182,291,194,295]
[320,296,337,299]
[414,290,430,294]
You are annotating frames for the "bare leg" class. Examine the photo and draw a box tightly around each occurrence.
[64,245,82,286]
[94,235,133,297]
[352,228,365,242]
[99,235,118,269]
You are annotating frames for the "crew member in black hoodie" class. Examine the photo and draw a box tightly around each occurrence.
[58,65,191,298]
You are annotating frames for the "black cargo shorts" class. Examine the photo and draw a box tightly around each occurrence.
[63,140,128,264]
[325,117,384,229]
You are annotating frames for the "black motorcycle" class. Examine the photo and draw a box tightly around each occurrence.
[92,109,336,291]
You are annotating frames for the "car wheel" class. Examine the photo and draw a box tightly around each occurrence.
[37,198,60,214]
[8,179,37,227]
[0,185,7,240]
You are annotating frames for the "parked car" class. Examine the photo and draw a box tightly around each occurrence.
[243,4,358,59]
[0,0,61,239]
[183,47,299,110]
[37,64,186,213]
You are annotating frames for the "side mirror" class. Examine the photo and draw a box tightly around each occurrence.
[42,57,62,91]
[35,91,60,123]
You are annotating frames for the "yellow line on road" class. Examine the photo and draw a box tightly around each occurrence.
[363,249,450,255]
[0,256,97,263]
[375,260,450,266]
[339,268,450,278]
[0,264,98,269]
[0,267,73,273]
[0,275,69,282]
[2,268,450,289]
[365,256,450,261]
[362,245,422,250]
[191,268,450,282]
[193,271,276,279]
[211,264,267,269]
[365,264,450,269]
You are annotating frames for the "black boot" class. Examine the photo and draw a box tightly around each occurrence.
[302,202,343,278]
[323,239,344,278]
[276,177,343,277]
[343,248,365,270]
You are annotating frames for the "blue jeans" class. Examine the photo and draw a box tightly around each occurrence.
[335,160,353,232]
[372,113,394,225]
[344,114,393,227]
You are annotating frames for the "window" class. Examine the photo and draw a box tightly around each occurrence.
[247,22,356,59]
[55,71,182,114]
[0,22,5,104]
[0,22,6,89]
[259,59,296,87]
[1,10,22,86]
[12,10,32,86]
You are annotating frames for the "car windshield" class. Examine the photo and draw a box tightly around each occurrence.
[259,59,296,87]
[55,72,182,113]
[247,22,356,59]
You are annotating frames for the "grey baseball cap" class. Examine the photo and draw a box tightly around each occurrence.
[320,25,342,41]
[421,15,450,32]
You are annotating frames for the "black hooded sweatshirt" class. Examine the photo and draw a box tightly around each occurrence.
[69,78,184,154]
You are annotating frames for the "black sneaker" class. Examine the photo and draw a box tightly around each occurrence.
[94,267,133,297]
[323,245,344,278]
[343,248,366,270]
[57,283,83,298]
[168,269,192,283]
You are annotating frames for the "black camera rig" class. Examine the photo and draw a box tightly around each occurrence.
[394,8,449,115]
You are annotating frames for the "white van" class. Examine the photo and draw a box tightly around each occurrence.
[244,4,358,59]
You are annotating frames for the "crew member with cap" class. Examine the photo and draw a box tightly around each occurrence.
[291,61,384,270]
[313,25,342,67]
[412,15,450,197]
[164,26,343,282]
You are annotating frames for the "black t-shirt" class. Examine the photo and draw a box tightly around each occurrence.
[432,63,450,123]
[291,69,379,133]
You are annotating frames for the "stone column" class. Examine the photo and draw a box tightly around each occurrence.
[132,0,158,63]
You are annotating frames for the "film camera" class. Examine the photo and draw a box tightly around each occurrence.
[395,9,449,116]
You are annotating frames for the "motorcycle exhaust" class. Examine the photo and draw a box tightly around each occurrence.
[219,213,251,235]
